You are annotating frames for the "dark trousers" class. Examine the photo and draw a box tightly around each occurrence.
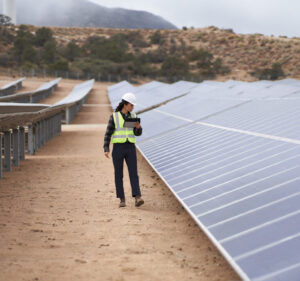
[112,143,141,199]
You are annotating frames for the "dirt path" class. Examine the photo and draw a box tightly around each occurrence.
[0,80,241,281]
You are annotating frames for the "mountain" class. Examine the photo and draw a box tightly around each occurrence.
[13,0,177,29]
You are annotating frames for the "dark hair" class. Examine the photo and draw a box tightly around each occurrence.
[115,99,129,112]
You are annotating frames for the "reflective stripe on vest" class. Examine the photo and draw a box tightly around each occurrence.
[112,112,136,144]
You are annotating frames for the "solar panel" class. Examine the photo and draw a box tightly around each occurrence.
[108,80,199,113]
[200,99,300,140]
[134,78,300,281]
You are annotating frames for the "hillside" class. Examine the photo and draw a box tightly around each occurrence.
[15,0,177,30]
[0,25,299,81]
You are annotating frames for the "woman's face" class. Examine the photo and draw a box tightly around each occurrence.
[125,103,134,112]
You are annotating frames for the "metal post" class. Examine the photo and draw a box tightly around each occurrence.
[0,133,2,179]
[58,113,62,133]
[28,124,35,155]
[36,122,40,150]
[12,128,19,167]
[40,120,44,146]
[46,119,49,142]
[42,120,46,146]
[4,131,11,172]
[66,107,71,124]
[19,127,25,161]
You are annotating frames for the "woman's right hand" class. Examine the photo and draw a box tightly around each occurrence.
[105,152,110,159]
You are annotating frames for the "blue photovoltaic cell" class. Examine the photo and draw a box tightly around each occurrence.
[107,78,300,281]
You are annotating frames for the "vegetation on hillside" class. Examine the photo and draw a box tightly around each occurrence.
[1,17,299,81]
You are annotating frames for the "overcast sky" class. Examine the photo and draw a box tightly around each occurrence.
[89,0,300,37]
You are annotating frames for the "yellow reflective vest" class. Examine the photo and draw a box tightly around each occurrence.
[112,112,137,144]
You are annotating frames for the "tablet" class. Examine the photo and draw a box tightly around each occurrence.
[124,118,141,128]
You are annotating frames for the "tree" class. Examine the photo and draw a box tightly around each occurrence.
[21,45,37,63]
[43,40,57,64]
[0,14,13,42]
[35,27,54,47]
[65,41,81,61]
[0,14,12,26]
[51,59,69,71]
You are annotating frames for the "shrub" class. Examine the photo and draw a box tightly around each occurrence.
[42,40,57,64]
[84,35,129,63]
[125,31,149,48]
[161,56,189,77]
[150,31,163,45]
[147,49,167,63]
[50,59,69,71]
[213,58,230,75]
[250,63,285,80]
[64,41,81,61]
[35,27,54,47]
[21,45,37,63]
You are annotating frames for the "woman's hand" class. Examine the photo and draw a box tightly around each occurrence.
[105,152,110,159]
[134,122,141,129]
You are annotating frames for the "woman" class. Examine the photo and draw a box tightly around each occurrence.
[104,92,144,208]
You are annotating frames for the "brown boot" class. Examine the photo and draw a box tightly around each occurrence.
[119,198,126,208]
[135,196,144,207]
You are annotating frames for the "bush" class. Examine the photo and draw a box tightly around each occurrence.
[189,49,213,66]
[35,27,54,47]
[250,63,285,80]
[84,35,129,63]
[161,56,189,77]
[147,49,167,63]
[213,58,230,75]
[21,45,37,63]
[150,31,163,45]
[125,31,149,48]
[50,59,69,71]
[42,40,57,64]
[64,41,81,61]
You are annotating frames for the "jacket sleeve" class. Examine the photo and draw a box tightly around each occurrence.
[133,127,142,136]
[103,114,115,152]
[133,114,142,136]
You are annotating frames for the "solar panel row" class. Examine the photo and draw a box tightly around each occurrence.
[108,79,300,281]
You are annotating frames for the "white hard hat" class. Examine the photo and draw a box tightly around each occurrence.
[122,92,137,105]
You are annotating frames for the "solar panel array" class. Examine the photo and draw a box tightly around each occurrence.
[108,79,300,281]
[0,78,25,96]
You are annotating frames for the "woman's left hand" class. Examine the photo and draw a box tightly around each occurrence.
[134,122,141,129]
